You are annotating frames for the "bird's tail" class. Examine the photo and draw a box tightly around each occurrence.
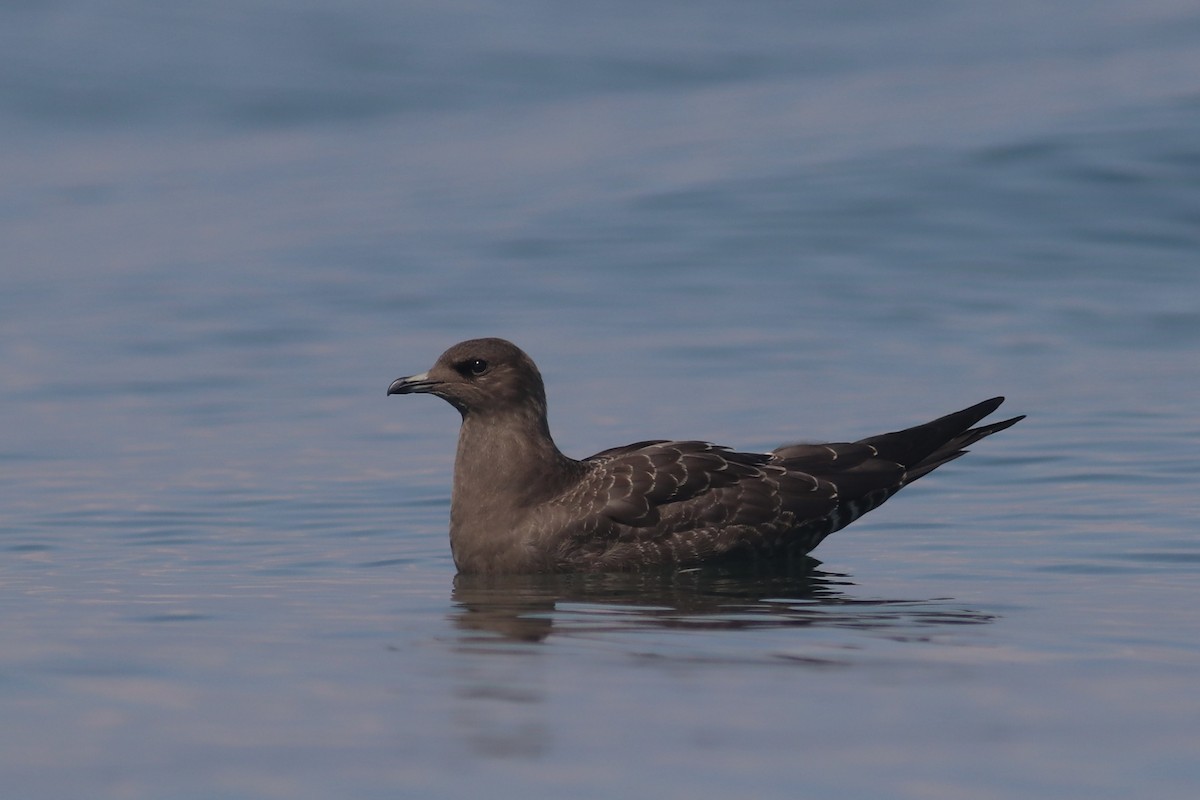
[858,397,1024,483]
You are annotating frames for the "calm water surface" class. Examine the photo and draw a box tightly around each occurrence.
[3,2,1200,798]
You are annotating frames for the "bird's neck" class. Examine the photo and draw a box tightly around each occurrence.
[448,408,582,571]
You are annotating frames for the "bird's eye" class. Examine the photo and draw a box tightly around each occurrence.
[463,358,488,377]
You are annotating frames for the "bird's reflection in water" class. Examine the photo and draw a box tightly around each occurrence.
[445,560,996,760]
[451,558,995,644]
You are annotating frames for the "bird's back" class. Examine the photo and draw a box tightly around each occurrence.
[535,398,1022,571]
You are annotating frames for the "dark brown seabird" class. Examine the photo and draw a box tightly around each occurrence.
[388,338,1023,575]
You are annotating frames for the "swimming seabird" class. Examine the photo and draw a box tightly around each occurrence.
[388,338,1022,574]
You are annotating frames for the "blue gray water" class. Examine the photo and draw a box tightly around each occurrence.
[3,1,1200,797]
